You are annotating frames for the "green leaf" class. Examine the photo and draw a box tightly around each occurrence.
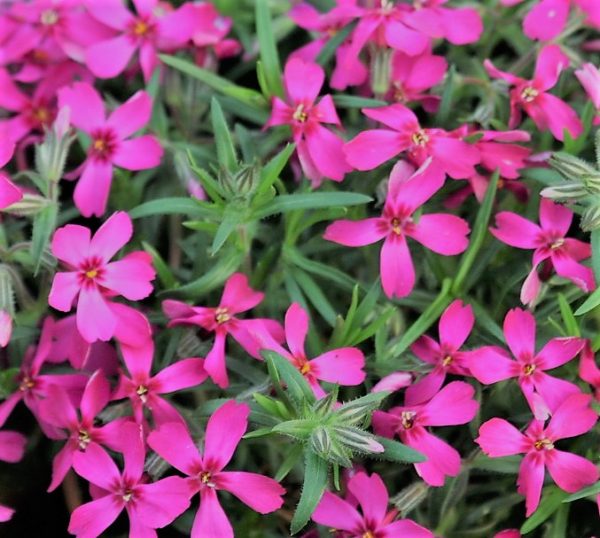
[256,143,295,197]
[275,443,304,482]
[470,454,521,474]
[292,268,337,326]
[210,208,241,256]
[141,241,177,289]
[159,54,267,109]
[575,286,600,316]
[31,202,58,275]
[290,450,328,535]
[315,23,354,66]
[557,293,580,336]
[521,487,568,534]
[273,419,317,441]
[332,95,388,109]
[452,170,499,294]
[254,192,372,219]
[0,367,19,399]
[210,97,237,172]
[129,197,217,219]
[263,349,316,406]
[287,248,354,291]
[255,0,284,98]
[376,436,427,463]
[591,229,600,283]
[436,64,456,124]
[563,480,600,502]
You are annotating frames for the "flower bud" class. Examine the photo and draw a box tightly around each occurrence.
[549,152,598,185]
[0,310,12,348]
[540,183,587,201]
[371,47,392,97]
[3,194,51,216]
[35,106,74,183]
[581,204,600,231]
[391,482,429,515]
[332,426,384,455]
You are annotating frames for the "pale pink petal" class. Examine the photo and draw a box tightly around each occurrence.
[147,422,201,476]
[363,103,419,132]
[439,7,483,45]
[0,175,22,209]
[430,136,480,179]
[120,336,153,379]
[402,53,447,92]
[504,308,536,359]
[517,454,545,516]
[57,82,105,133]
[216,472,285,513]
[311,348,365,385]
[153,358,207,394]
[523,0,569,42]
[384,20,429,55]
[551,251,595,292]
[483,59,522,85]
[112,135,163,170]
[539,198,573,236]
[132,477,192,528]
[284,57,324,105]
[0,505,14,522]
[372,372,412,393]
[86,35,137,79]
[536,337,584,370]
[389,159,445,211]
[344,129,407,171]
[304,124,350,181]
[324,218,387,247]
[468,346,518,384]
[76,287,117,343]
[204,400,249,470]
[68,494,123,538]
[409,213,470,255]
[48,272,80,312]
[381,235,415,299]
[534,93,583,141]
[72,443,120,489]
[205,330,229,388]
[535,45,569,91]
[521,266,542,306]
[546,393,597,440]
[439,300,474,350]
[85,0,132,29]
[102,255,155,301]
[411,429,461,486]
[51,224,91,268]
[405,369,446,406]
[411,335,440,364]
[89,211,133,261]
[347,472,387,524]
[220,273,263,314]
[192,488,233,538]
[0,69,29,110]
[383,519,434,538]
[107,91,152,139]
[80,370,111,422]
[476,418,528,456]
[284,303,309,358]
[74,160,113,218]
[111,303,152,348]
[311,490,362,531]
[312,94,341,125]
[546,449,599,493]
[0,430,26,463]
[420,381,478,426]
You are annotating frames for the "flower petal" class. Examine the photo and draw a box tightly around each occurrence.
[112,135,163,170]
[216,472,285,513]
[204,400,249,470]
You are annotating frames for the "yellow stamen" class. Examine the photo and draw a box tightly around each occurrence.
[391,217,402,235]
[550,238,564,250]
[442,355,453,367]
[133,20,149,36]
[521,87,539,103]
[363,532,375,538]
[93,139,106,152]
[522,364,536,376]
[40,9,59,25]
[411,130,429,147]
[293,104,308,123]
[34,107,49,123]
[136,385,149,403]
[122,490,133,502]
[19,377,34,392]
[534,438,554,451]
[78,430,91,450]
[300,362,311,375]
[215,307,231,324]
[401,410,416,430]
[85,269,98,279]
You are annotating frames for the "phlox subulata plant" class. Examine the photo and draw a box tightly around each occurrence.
[0,0,598,537]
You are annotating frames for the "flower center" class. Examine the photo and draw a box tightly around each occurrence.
[390,217,403,235]
[392,82,406,103]
[90,129,116,161]
[200,471,215,487]
[40,9,59,25]
[78,429,91,450]
[132,19,150,37]
[33,106,50,124]
[550,238,564,250]
[136,385,149,403]
[299,362,311,375]
[79,257,103,287]
[215,307,231,324]
[442,355,453,367]
[401,410,416,430]
[521,86,539,103]
[363,532,376,538]
[293,104,308,123]
[534,438,554,451]
[122,489,134,502]
[411,130,429,147]
[522,363,536,376]
[19,376,34,392]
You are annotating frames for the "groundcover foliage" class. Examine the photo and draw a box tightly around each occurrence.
[0,0,598,537]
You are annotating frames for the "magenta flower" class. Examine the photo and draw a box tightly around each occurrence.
[191,2,240,65]
[491,198,594,305]
[0,310,12,348]
[0,428,26,523]
[0,136,22,210]
[476,393,599,516]
[575,62,600,121]
[69,422,191,538]
[388,49,447,111]
[344,103,480,178]
[579,342,600,400]
[469,308,585,418]
[373,381,478,486]
[474,129,532,180]
[484,45,583,141]
[324,160,470,298]
[84,0,198,80]
[48,211,156,343]
[407,300,477,404]
[38,370,126,492]
[265,58,351,186]
[501,0,600,41]
[58,82,163,216]
[312,471,433,537]
[255,302,366,398]
[113,340,207,426]
[147,400,285,538]
[163,272,284,389]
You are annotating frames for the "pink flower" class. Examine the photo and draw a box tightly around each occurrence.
[37,370,125,492]
[491,198,594,305]
[0,428,26,523]
[372,371,413,393]
[58,82,163,216]
[575,62,600,121]
[254,302,365,398]
[0,135,22,210]
[494,531,521,538]
[484,45,583,141]
[324,160,470,298]
[344,103,480,178]
[147,400,285,538]
[113,339,207,426]
[0,317,86,436]
[373,381,478,486]
[190,2,240,65]
[69,422,191,538]
[474,129,532,180]
[579,342,600,400]
[163,272,284,389]
[388,49,447,111]
[48,211,156,343]
[407,300,477,404]
[501,0,600,41]
[469,308,585,419]
[476,393,599,516]
[312,471,433,538]
[265,58,351,186]
[0,310,13,348]
[84,0,198,80]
